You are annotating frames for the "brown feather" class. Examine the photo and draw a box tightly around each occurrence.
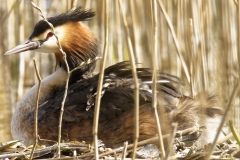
[55,22,99,74]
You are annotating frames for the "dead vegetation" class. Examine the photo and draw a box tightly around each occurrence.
[0,0,240,159]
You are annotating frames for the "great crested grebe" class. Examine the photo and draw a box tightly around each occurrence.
[5,7,223,148]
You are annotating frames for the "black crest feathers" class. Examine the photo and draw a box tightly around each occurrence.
[29,7,95,39]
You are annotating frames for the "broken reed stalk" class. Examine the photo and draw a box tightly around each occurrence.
[93,0,109,159]
[70,57,101,74]
[118,1,140,159]
[121,141,128,160]
[152,0,165,159]
[157,0,190,84]
[166,123,178,160]
[206,81,240,159]
[29,59,42,160]
[217,133,233,144]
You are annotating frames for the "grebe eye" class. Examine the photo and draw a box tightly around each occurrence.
[46,32,54,38]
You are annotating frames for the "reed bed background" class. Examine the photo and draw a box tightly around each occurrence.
[0,0,239,150]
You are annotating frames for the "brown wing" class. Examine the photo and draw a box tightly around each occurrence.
[24,61,183,146]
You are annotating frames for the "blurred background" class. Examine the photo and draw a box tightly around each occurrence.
[0,0,239,143]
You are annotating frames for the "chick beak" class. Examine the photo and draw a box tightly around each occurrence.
[5,40,41,55]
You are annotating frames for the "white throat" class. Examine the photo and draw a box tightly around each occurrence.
[11,68,68,145]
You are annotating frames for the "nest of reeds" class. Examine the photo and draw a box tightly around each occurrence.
[0,127,239,160]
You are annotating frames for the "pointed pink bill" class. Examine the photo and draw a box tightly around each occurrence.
[5,40,41,55]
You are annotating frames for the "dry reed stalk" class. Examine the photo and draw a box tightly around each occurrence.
[129,0,141,63]
[188,18,194,97]
[93,0,109,159]
[17,0,25,102]
[121,141,128,160]
[84,0,91,9]
[71,0,78,8]
[31,2,70,158]
[217,133,233,144]
[198,0,207,92]
[157,0,190,84]
[114,1,123,62]
[1,0,20,24]
[117,1,140,159]
[152,0,165,159]
[0,0,15,143]
[220,0,240,132]
[200,44,207,91]
[166,123,178,160]
[29,59,42,160]
[114,151,117,160]
[31,1,70,158]
[237,0,240,132]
